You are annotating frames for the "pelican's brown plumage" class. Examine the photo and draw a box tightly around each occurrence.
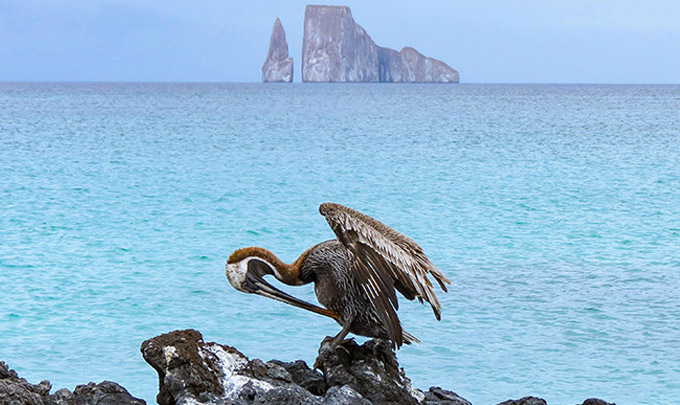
[225,202,450,348]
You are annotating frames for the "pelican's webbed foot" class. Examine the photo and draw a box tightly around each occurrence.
[315,340,353,370]
[314,324,354,370]
[320,334,354,348]
[316,336,341,361]
[320,322,352,350]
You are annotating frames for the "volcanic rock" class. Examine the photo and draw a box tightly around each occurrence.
[496,396,616,405]
[67,381,147,405]
[262,18,293,82]
[302,5,379,82]
[0,361,145,405]
[579,399,616,405]
[140,329,471,405]
[0,361,51,405]
[423,387,472,404]
[396,47,460,83]
[1,332,618,405]
[497,397,548,405]
[301,5,458,83]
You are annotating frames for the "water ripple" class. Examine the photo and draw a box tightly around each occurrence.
[1,83,679,404]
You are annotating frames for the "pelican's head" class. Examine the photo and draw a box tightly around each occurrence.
[225,247,277,293]
[225,247,339,320]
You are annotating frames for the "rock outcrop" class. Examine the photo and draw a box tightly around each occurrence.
[261,18,293,82]
[0,330,618,405]
[140,329,471,405]
[0,361,144,405]
[301,5,459,83]
[379,46,460,83]
[301,5,379,83]
[139,329,616,405]
[496,398,615,405]
[496,397,548,405]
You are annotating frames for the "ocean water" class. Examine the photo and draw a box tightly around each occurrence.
[1,82,679,404]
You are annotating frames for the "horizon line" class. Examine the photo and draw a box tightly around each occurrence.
[1,80,679,86]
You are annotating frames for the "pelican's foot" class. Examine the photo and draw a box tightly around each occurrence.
[320,335,355,349]
[315,336,356,370]
[318,335,335,354]
[338,337,355,346]
[321,335,335,345]
[313,339,333,370]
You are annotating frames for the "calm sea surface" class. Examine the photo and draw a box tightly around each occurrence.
[1,83,679,404]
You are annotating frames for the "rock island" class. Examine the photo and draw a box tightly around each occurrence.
[301,5,459,83]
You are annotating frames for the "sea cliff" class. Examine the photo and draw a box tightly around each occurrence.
[301,5,459,83]
[262,18,294,82]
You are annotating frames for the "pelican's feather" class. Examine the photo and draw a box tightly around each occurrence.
[319,202,450,346]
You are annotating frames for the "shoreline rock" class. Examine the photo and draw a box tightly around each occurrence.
[140,329,472,405]
[139,329,615,405]
[0,330,616,405]
[0,361,144,405]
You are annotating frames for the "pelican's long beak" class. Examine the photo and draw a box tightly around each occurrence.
[245,267,339,321]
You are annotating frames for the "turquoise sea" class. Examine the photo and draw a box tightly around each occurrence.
[1,83,679,404]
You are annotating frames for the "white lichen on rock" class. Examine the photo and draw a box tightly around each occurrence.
[199,343,275,400]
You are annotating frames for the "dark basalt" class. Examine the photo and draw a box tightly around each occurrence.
[139,329,470,404]
[139,330,617,405]
[0,331,617,405]
[0,361,144,405]
[497,397,548,405]
[497,397,616,405]
[579,400,616,405]
[315,338,421,404]
[67,382,147,405]
[423,387,472,404]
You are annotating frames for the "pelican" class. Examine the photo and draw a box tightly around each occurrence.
[225,203,450,348]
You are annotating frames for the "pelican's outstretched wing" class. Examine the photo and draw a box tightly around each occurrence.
[319,202,450,346]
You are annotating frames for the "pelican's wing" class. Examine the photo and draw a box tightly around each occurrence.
[319,202,450,346]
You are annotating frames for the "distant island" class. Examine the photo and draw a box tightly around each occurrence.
[262,5,459,83]
[262,18,294,82]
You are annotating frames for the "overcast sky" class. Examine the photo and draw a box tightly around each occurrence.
[1,0,679,83]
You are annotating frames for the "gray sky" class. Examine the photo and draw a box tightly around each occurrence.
[1,0,679,83]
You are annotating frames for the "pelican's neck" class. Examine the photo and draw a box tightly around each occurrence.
[227,246,312,286]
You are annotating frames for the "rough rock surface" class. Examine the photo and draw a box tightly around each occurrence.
[579,399,616,405]
[67,382,147,405]
[497,397,548,405]
[0,361,145,405]
[496,397,616,405]
[140,329,473,405]
[1,330,617,405]
[302,5,379,83]
[301,5,458,83]
[423,387,472,404]
[396,47,459,83]
[262,18,293,82]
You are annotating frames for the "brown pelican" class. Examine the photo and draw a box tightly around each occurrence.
[225,203,450,348]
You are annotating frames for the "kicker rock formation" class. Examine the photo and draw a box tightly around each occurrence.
[379,46,460,83]
[301,5,379,82]
[301,5,459,83]
[262,18,293,82]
